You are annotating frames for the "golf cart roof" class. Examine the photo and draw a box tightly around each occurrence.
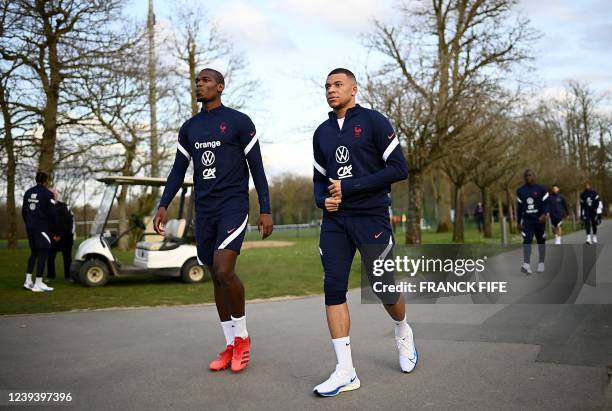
[97,176,194,187]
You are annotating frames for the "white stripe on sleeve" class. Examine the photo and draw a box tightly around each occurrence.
[382,138,400,162]
[244,134,259,155]
[177,143,190,161]
[313,160,327,176]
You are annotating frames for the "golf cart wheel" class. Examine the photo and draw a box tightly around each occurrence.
[181,258,207,283]
[79,258,110,287]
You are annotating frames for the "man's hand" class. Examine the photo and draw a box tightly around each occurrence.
[328,178,342,200]
[538,214,547,224]
[325,197,341,212]
[153,207,167,235]
[258,213,273,239]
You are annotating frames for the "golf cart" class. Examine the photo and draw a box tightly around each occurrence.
[70,176,207,286]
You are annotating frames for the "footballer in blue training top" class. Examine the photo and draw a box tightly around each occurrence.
[311,68,417,397]
[154,68,273,373]
[516,169,549,275]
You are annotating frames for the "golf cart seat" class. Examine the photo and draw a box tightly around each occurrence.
[136,219,186,251]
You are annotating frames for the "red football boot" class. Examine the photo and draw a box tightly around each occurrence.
[231,336,251,372]
[209,345,233,371]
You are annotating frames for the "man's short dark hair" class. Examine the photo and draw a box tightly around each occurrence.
[327,68,356,83]
[35,171,48,184]
[552,183,559,188]
[201,68,225,85]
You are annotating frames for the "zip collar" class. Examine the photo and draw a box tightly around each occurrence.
[328,104,362,121]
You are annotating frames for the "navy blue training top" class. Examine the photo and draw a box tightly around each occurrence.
[580,189,600,217]
[548,193,569,219]
[159,105,270,217]
[516,183,549,224]
[22,184,56,231]
[312,104,408,216]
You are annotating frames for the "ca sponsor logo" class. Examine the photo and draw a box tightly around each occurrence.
[31,193,38,199]
[202,168,216,179]
[335,145,349,164]
[526,197,535,212]
[195,141,221,150]
[337,165,353,179]
[201,150,215,167]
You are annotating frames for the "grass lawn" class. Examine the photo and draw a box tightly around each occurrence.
[0,220,583,315]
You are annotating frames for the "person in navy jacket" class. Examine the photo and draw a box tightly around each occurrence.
[516,169,549,275]
[154,68,273,373]
[22,172,57,292]
[580,181,601,244]
[548,184,569,245]
[312,68,415,397]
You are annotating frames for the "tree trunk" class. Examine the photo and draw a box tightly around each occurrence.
[0,84,17,248]
[38,10,62,175]
[452,184,464,242]
[188,44,198,116]
[505,188,517,234]
[436,171,452,232]
[405,170,423,244]
[497,193,504,237]
[148,0,159,177]
[481,186,492,238]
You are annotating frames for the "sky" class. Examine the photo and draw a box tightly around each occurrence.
[131,0,612,179]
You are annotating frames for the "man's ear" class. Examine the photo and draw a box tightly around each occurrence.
[352,84,358,96]
[218,83,225,94]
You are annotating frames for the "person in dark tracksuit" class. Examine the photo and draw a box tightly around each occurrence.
[47,188,75,281]
[580,181,601,244]
[154,68,272,373]
[516,169,549,275]
[474,202,484,233]
[22,172,57,292]
[549,184,569,245]
[312,68,415,397]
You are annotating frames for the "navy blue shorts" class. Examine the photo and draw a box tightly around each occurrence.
[550,216,563,228]
[194,212,248,266]
[27,227,52,250]
[319,213,399,305]
[521,219,545,244]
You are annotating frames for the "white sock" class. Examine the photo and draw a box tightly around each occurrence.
[220,320,234,346]
[394,315,414,341]
[35,277,43,286]
[555,235,561,245]
[332,336,353,372]
[25,273,32,284]
[587,234,592,242]
[231,315,248,339]
[593,235,597,243]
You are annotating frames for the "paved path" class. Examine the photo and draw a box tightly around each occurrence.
[1,222,610,410]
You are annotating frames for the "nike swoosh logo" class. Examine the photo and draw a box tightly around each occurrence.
[227,228,236,234]
[250,131,256,137]
[350,376,357,382]
[388,133,395,140]
[374,231,383,238]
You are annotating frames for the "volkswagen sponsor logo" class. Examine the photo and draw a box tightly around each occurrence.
[201,150,215,167]
[335,145,349,164]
